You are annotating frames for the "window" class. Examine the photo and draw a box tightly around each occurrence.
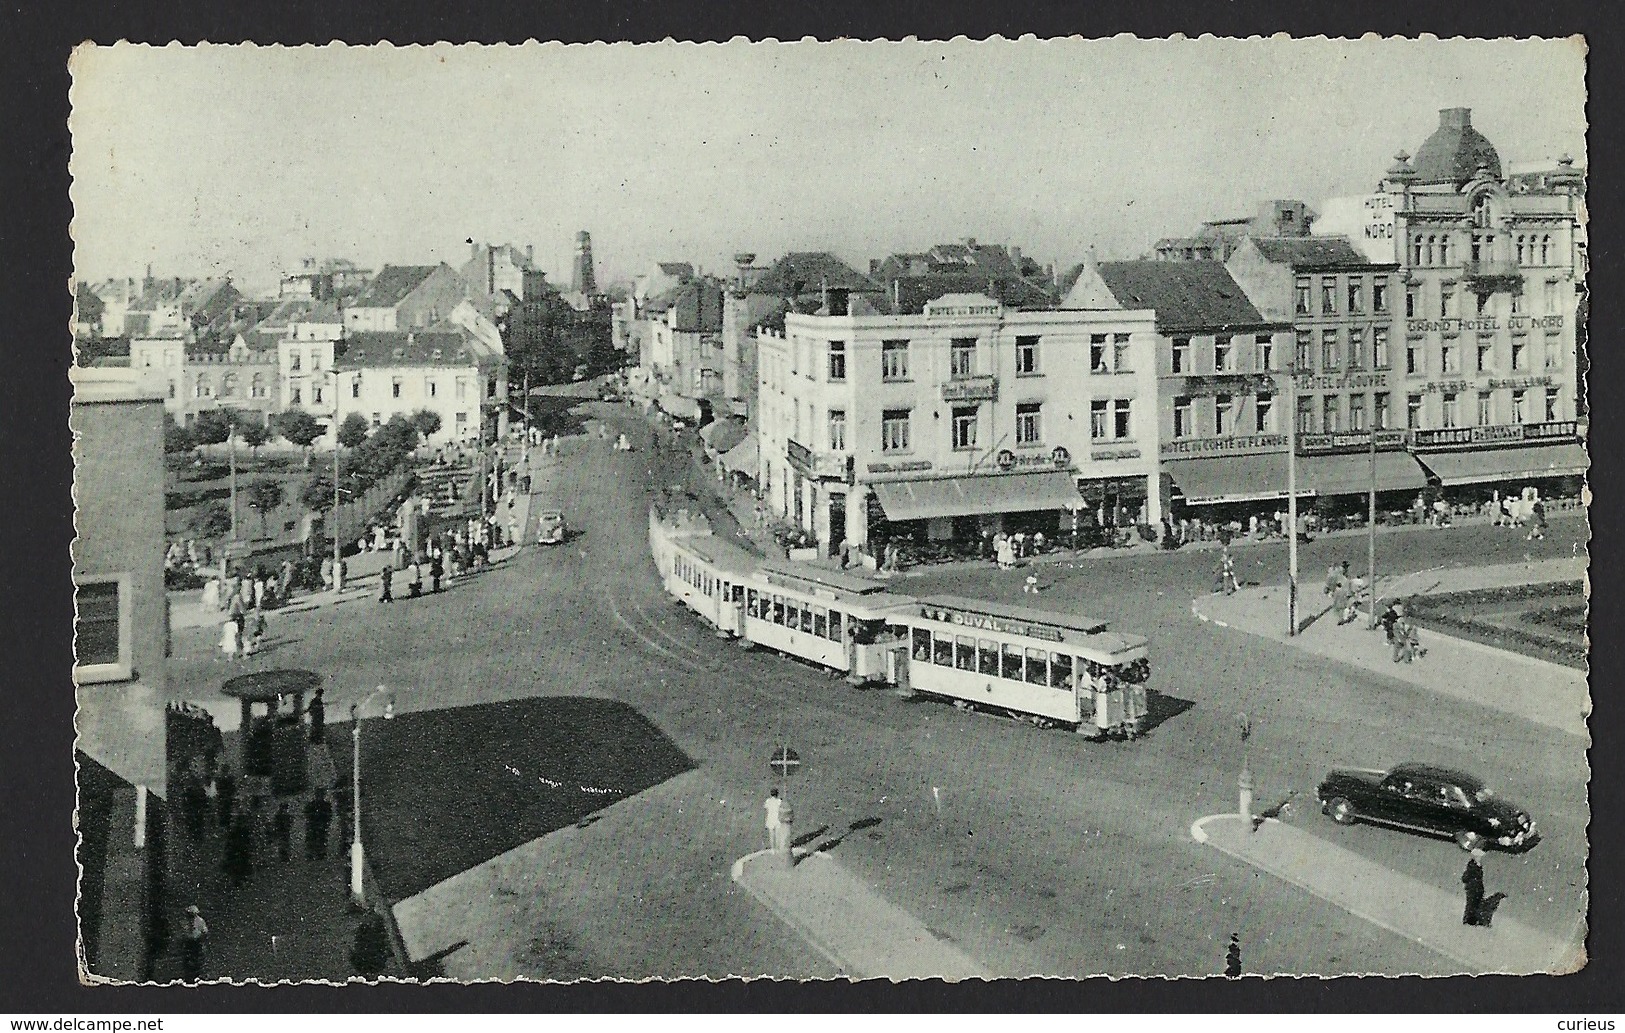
[956,636,977,672]
[951,406,978,450]
[1295,331,1313,371]
[1439,286,1455,318]
[881,340,909,381]
[1295,277,1311,315]
[1173,397,1193,438]
[1113,333,1132,372]
[1475,292,1490,317]
[1025,647,1048,685]
[1546,281,1560,313]
[220,373,238,398]
[1321,395,1340,433]
[351,379,361,399]
[371,412,381,428]
[1015,402,1042,445]
[290,352,302,371]
[1349,394,1367,431]
[1002,642,1023,681]
[1255,334,1273,372]
[1348,326,1366,369]
[426,378,437,397]
[251,373,266,398]
[1511,390,1527,423]
[1375,392,1391,429]
[1441,340,1460,374]
[290,386,302,404]
[1407,394,1423,429]
[392,377,402,398]
[1015,336,1040,375]
[1512,338,1528,371]
[934,633,953,667]
[488,379,498,399]
[456,378,468,399]
[1406,338,1423,376]
[1405,286,1418,319]
[1321,330,1340,370]
[1090,400,1109,439]
[1511,291,1524,315]
[1090,335,1109,374]
[827,340,846,382]
[167,381,176,399]
[1296,396,1315,434]
[1478,391,1494,425]
[1477,339,1494,373]
[1347,280,1364,313]
[1113,399,1132,439]
[1373,280,1388,313]
[312,386,323,405]
[1540,235,1551,265]
[1171,337,1191,374]
[1546,387,1561,421]
[310,350,322,372]
[1442,392,1460,428]
[828,409,846,451]
[1215,394,1234,435]
[1544,335,1561,370]
[74,578,128,680]
[1215,336,1235,372]
[1374,327,1390,369]
[881,409,911,452]
[1255,394,1275,433]
[1050,652,1072,690]
[1321,278,1337,314]
[455,412,467,424]
[951,338,976,379]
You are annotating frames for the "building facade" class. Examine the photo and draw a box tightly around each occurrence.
[345,264,469,333]
[333,326,509,447]
[757,293,1162,557]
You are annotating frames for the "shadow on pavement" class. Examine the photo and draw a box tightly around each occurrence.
[811,816,885,855]
[1143,690,1197,734]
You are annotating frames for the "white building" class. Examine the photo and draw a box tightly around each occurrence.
[332,325,508,447]
[756,293,1162,557]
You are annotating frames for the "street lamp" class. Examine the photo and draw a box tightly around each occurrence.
[1285,368,1300,637]
[349,684,395,907]
[332,374,344,594]
[1237,712,1254,829]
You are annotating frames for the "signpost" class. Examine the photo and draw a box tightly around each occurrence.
[768,745,801,780]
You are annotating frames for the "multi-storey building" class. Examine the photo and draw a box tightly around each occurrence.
[332,325,509,447]
[1064,261,1296,519]
[644,276,726,423]
[757,292,1161,557]
[1154,200,1316,263]
[344,263,468,333]
[129,333,280,426]
[462,242,538,301]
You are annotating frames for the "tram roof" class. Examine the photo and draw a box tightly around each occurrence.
[681,535,764,577]
[915,595,1112,635]
[758,562,894,597]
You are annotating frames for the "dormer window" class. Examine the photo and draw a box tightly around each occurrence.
[393,348,405,359]
[431,348,443,361]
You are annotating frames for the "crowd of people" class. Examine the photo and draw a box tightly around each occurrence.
[206,565,297,661]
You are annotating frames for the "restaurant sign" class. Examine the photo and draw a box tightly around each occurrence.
[923,294,1003,320]
[1159,433,1289,458]
[996,445,1073,472]
[1417,374,1554,395]
[1297,429,1410,455]
[1411,421,1579,451]
[1180,373,1276,397]
[917,603,1065,643]
[787,439,852,481]
[942,375,999,402]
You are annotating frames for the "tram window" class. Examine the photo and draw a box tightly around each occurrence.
[1050,653,1073,690]
[955,636,975,670]
[800,606,814,634]
[747,589,758,615]
[934,634,954,666]
[913,629,932,661]
[1025,647,1048,685]
[813,607,828,639]
[785,599,800,631]
[1002,643,1024,680]
[827,610,844,642]
[772,595,785,625]
[735,585,744,603]
[978,639,999,675]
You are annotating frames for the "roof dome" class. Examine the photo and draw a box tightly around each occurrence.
[1413,108,1502,188]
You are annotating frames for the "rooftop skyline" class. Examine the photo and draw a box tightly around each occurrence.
[69,37,1586,295]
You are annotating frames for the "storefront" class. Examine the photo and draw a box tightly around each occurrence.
[1411,421,1589,498]
[862,464,1082,553]
[1294,429,1430,515]
[1161,434,1299,514]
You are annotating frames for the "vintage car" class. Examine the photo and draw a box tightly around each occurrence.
[536,510,566,545]
[1317,762,1538,851]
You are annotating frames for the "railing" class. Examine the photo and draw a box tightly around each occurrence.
[325,467,413,548]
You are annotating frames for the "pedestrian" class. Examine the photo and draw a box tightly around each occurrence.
[408,558,423,598]
[1462,848,1487,926]
[215,764,236,828]
[219,616,241,662]
[1380,601,1404,645]
[280,558,295,599]
[996,534,1014,571]
[763,787,783,853]
[379,563,394,604]
[1215,547,1239,595]
[430,551,443,593]
[1527,497,1547,541]
[307,686,326,744]
[181,905,209,980]
[272,801,293,862]
[1024,573,1039,594]
[305,788,332,860]
[321,555,335,591]
[1392,611,1422,663]
[244,608,267,657]
[1032,531,1045,553]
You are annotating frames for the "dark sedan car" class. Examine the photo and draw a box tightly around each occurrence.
[1317,762,1538,851]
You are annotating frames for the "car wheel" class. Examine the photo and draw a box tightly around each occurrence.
[1455,830,1484,852]
[1326,797,1358,825]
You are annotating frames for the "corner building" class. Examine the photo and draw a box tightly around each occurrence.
[756,293,1162,557]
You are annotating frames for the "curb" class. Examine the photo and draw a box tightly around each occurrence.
[729,850,851,978]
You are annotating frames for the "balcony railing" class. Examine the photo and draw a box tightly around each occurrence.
[1463,261,1523,295]
[1463,260,1520,279]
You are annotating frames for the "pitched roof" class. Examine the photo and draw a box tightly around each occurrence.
[1248,237,1378,269]
[1092,261,1270,331]
[881,273,1056,315]
[657,262,695,279]
[353,265,441,308]
[74,284,106,320]
[751,252,878,296]
[669,278,725,333]
[335,325,493,370]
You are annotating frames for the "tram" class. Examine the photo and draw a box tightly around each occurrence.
[648,506,1152,735]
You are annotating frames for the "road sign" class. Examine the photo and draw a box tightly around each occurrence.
[768,746,802,779]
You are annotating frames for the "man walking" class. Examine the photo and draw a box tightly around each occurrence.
[307,686,326,745]
[379,563,394,604]
[181,905,209,980]
[1462,848,1487,926]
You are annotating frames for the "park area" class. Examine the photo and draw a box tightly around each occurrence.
[1406,580,1588,670]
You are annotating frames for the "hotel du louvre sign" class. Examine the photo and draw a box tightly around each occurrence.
[941,375,999,402]
[1297,429,1410,455]
[1294,371,1389,392]
[1405,314,1565,335]
[996,445,1073,472]
[1180,373,1276,397]
[1159,433,1289,458]
[1411,420,1580,451]
[786,439,853,482]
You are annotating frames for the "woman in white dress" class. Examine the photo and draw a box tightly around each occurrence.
[219,617,241,661]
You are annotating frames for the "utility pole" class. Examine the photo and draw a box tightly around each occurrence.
[333,379,343,595]
[1286,368,1299,637]
[1368,422,1379,629]
[228,424,239,543]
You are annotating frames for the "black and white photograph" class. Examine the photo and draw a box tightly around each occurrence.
[61,35,1589,987]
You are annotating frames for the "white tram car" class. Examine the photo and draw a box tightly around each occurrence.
[649,507,1152,735]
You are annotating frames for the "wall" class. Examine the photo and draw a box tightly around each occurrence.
[339,363,499,446]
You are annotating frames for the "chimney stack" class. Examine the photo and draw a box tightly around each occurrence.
[1010,246,1023,271]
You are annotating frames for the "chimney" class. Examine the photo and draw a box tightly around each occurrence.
[1010,246,1023,271]
[144,264,153,292]
[526,244,534,265]
[471,240,481,262]
[1440,106,1472,128]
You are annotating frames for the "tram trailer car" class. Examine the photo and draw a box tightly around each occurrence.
[899,595,1152,733]
[741,563,917,681]
[658,521,760,638]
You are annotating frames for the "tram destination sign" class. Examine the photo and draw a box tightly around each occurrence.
[917,603,1065,642]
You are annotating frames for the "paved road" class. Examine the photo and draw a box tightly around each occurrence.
[165,391,1589,978]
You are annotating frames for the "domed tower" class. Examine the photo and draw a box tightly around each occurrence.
[1412,107,1502,189]
[571,231,597,295]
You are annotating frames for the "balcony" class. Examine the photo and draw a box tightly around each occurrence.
[1463,261,1524,296]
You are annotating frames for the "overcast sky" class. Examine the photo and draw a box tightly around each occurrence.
[69,37,1587,294]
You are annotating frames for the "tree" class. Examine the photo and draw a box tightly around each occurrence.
[410,409,442,441]
[273,409,324,468]
[301,474,335,513]
[191,408,237,448]
[188,500,232,540]
[163,413,193,455]
[336,412,370,450]
[236,418,269,458]
[246,479,285,538]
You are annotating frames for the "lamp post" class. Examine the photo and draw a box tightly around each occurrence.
[1237,712,1254,828]
[1285,368,1300,637]
[333,376,344,594]
[349,685,395,907]
[1367,423,1379,629]
[228,425,239,544]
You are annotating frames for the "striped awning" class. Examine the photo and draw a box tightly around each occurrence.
[872,471,1080,522]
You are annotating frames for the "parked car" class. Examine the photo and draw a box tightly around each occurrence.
[536,510,566,545]
[1317,762,1538,851]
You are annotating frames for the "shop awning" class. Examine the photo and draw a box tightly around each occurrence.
[1415,443,1591,486]
[1164,454,1305,505]
[699,418,747,454]
[1297,451,1430,498]
[873,471,1080,522]
[719,432,759,476]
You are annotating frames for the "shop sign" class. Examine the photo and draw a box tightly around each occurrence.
[1091,447,1143,461]
[787,439,852,481]
[1159,434,1289,458]
[1411,421,1579,450]
[1406,317,1501,335]
[1180,373,1276,397]
[995,446,1074,472]
[1297,429,1410,455]
[917,603,1065,643]
[941,375,998,402]
[867,459,932,475]
[923,294,1002,320]
[1525,420,1579,441]
[1417,379,1471,395]
[1294,371,1390,392]
[1487,375,1555,390]
[1509,315,1565,332]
